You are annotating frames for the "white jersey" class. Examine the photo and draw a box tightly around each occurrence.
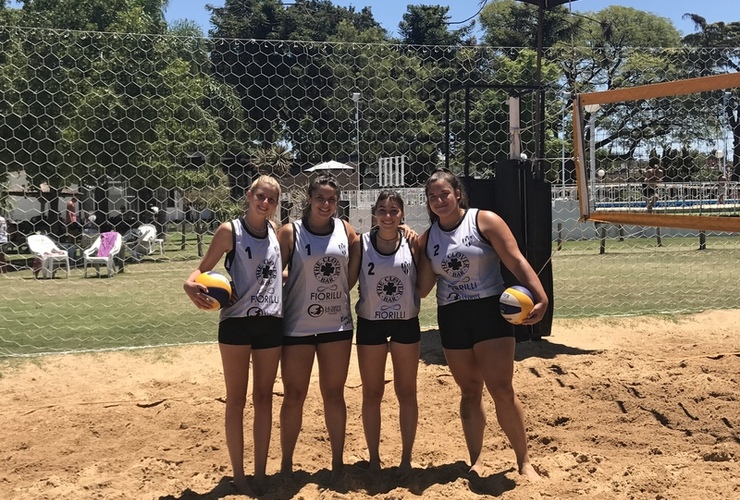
[356,230,420,321]
[426,208,505,306]
[0,215,7,244]
[220,217,282,320]
[283,218,353,336]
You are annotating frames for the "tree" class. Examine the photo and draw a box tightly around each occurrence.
[480,0,572,50]
[682,15,740,180]
[324,22,442,186]
[252,144,293,177]
[399,5,475,47]
[208,0,384,149]
[0,0,244,226]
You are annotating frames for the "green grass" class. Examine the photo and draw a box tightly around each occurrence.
[1,233,738,357]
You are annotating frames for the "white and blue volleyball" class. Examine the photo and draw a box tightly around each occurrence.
[499,285,535,325]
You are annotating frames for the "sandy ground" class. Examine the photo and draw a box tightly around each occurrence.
[1,311,738,500]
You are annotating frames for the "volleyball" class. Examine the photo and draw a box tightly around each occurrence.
[499,286,535,325]
[195,271,232,310]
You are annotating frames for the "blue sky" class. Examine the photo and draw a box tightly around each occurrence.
[164,1,731,38]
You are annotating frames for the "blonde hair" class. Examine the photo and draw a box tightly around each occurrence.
[249,175,281,198]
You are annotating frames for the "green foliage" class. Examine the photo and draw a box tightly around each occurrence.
[480,0,574,49]
[252,144,293,177]
[399,5,475,46]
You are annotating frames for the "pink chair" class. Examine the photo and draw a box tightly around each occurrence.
[83,232,122,277]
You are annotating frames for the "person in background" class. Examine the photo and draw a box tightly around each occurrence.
[66,196,78,226]
[355,190,421,474]
[277,175,360,482]
[65,195,80,243]
[718,171,728,204]
[183,175,283,496]
[0,211,8,274]
[154,206,168,239]
[416,168,548,481]
[643,158,663,212]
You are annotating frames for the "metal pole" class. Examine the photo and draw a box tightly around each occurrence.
[355,100,360,186]
[561,100,568,195]
[589,112,596,202]
[352,92,361,188]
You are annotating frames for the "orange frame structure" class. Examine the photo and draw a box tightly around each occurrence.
[573,72,740,233]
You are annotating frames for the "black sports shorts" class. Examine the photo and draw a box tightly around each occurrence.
[437,295,514,350]
[356,317,421,345]
[218,316,283,349]
[282,330,353,346]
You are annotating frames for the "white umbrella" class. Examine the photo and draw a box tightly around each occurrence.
[304,160,354,173]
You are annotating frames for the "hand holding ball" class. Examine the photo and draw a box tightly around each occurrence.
[195,271,232,310]
[499,286,535,325]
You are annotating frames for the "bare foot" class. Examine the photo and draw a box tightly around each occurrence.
[280,460,293,478]
[251,474,267,496]
[367,458,381,472]
[230,477,255,496]
[519,462,541,482]
[395,461,413,483]
[330,461,345,484]
[469,461,489,477]
[397,460,412,474]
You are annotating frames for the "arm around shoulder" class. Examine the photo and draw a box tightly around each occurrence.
[277,222,294,270]
[415,230,436,298]
[344,220,361,289]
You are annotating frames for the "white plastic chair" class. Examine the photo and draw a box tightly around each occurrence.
[130,224,158,256]
[26,234,71,279]
[83,231,122,277]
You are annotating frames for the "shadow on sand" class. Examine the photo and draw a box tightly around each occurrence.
[158,460,517,499]
[420,328,598,366]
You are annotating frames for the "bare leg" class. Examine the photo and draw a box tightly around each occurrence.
[279,344,315,476]
[443,348,487,475]
[316,339,352,481]
[357,343,388,471]
[474,338,540,481]
[389,341,419,472]
[251,346,281,493]
[219,343,254,495]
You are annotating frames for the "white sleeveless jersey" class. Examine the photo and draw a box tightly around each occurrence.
[356,230,420,321]
[283,218,353,336]
[426,208,505,306]
[220,218,282,320]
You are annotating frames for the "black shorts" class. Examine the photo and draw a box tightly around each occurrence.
[356,317,421,345]
[642,184,655,197]
[218,316,283,349]
[437,295,514,350]
[283,330,353,346]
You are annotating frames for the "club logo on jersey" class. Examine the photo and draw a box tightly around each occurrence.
[307,304,324,317]
[441,251,469,279]
[376,276,403,303]
[314,256,341,284]
[246,307,265,316]
[401,261,411,275]
[256,258,278,285]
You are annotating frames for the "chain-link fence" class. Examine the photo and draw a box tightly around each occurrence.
[1,27,739,356]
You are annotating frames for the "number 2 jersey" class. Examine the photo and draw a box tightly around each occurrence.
[283,218,353,337]
[426,208,505,306]
[220,217,283,320]
[355,230,420,321]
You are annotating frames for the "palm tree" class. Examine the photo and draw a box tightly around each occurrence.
[253,144,293,178]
